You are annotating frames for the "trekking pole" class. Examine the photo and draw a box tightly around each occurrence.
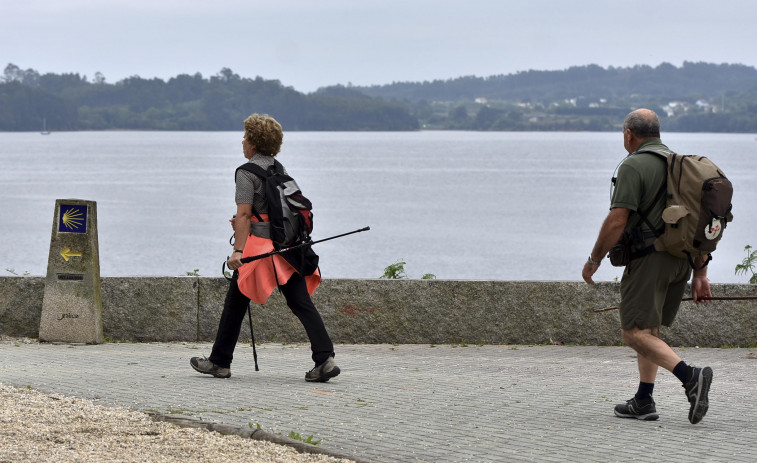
[240,226,370,264]
[594,296,757,313]
[246,303,259,371]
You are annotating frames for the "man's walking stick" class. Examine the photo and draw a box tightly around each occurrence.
[594,296,757,313]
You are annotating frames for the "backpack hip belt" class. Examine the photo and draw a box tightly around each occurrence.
[250,221,271,239]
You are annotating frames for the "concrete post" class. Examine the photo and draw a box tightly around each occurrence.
[39,199,104,343]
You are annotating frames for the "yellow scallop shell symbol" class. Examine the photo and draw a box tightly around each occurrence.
[62,208,84,231]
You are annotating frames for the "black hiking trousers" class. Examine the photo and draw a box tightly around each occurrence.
[209,271,334,368]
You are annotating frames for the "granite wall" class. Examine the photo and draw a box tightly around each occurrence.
[1,277,755,347]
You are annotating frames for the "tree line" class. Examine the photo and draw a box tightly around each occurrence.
[350,62,757,132]
[0,64,418,131]
[3,62,757,132]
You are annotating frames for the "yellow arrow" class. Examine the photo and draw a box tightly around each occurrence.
[60,247,83,262]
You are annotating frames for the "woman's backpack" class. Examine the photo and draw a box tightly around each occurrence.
[236,160,319,276]
[237,160,314,249]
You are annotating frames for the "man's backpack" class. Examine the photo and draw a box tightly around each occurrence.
[641,150,734,269]
[236,160,314,249]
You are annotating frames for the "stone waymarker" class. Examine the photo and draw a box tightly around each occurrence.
[39,199,104,343]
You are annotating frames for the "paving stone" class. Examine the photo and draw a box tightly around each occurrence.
[0,342,755,462]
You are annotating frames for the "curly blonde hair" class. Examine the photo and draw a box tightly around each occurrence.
[243,114,283,156]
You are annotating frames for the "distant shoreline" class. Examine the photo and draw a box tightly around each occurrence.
[3,129,757,135]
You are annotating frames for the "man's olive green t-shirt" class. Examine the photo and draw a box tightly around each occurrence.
[610,138,669,238]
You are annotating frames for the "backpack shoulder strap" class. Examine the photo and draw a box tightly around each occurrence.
[235,162,272,223]
[634,148,669,156]
[236,162,269,179]
[633,148,673,162]
[627,149,668,235]
[272,159,286,174]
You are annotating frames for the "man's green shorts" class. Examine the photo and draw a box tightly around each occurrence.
[619,251,692,330]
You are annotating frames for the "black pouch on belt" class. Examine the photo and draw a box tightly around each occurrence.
[608,232,631,267]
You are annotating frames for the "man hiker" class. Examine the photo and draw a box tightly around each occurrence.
[582,108,713,424]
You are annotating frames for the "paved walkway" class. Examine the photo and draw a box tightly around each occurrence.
[0,341,755,462]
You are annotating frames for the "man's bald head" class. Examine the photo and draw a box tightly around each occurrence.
[623,109,660,139]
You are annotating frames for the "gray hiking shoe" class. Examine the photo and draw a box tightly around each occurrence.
[190,356,231,378]
[305,357,340,382]
[684,366,713,424]
[614,396,659,421]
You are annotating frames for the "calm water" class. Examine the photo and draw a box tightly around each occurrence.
[1,130,755,283]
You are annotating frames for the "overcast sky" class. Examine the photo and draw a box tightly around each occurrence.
[3,0,756,93]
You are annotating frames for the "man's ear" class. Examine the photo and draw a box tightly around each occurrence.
[624,130,641,152]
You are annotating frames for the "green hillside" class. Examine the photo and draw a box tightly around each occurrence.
[3,62,757,132]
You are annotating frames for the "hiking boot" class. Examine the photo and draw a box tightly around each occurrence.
[190,357,231,378]
[614,396,659,421]
[684,366,713,424]
[305,357,340,382]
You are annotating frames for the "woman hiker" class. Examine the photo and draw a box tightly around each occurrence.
[190,113,340,382]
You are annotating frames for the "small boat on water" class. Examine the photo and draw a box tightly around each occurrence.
[41,117,50,135]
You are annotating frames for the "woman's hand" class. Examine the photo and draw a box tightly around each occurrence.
[227,252,243,271]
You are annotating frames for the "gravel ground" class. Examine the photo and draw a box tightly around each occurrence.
[0,382,356,463]
[0,338,355,463]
